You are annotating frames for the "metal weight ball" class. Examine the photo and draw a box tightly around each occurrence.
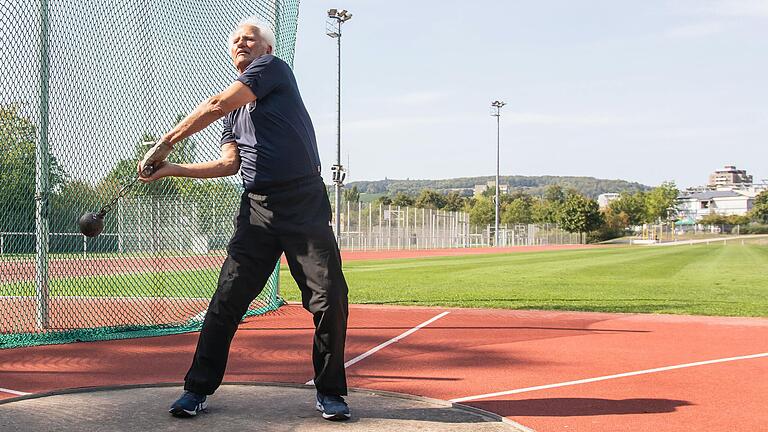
[76,162,156,238]
[78,211,105,237]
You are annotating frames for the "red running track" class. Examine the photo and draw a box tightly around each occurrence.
[1,304,766,431]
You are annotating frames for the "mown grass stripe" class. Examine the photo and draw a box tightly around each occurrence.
[2,244,766,317]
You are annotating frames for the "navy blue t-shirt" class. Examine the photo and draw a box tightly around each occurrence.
[221,54,320,191]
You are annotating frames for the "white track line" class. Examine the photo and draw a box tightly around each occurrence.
[0,387,31,396]
[647,234,768,247]
[450,351,768,403]
[190,308,208,322]
[306,311,450,385]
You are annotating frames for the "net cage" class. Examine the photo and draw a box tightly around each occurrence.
[0,0,300,348]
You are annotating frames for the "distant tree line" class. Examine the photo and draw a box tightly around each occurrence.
[346,176,649,199]
[341,181,768,242]
[361,184,607,241]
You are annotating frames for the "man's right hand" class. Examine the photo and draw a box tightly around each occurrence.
[137,161,177,183]
[139,140,173,177]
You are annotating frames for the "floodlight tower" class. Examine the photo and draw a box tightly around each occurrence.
[326,8,352,241]
[490,100,506,247]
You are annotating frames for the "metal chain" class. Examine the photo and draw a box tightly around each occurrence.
[99,175,141,215]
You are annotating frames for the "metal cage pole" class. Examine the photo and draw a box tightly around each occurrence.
[35,0,51,329]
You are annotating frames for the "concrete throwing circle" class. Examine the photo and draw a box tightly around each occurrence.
[0,383,524,431]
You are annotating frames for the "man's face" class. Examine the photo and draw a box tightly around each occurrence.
[230,25,273,72]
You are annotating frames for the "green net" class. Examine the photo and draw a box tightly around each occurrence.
[0,0,301,348]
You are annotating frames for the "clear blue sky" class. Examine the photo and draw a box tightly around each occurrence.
[291,0,767,188]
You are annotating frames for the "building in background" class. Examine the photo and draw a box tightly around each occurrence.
[682,165,765,197]
[597,193,620,208]
[473,181,509,197]
[708,165,753,188]
[445,187,475,197]
[676,190,756,222]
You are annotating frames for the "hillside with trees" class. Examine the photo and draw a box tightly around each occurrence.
[346,175,649,199]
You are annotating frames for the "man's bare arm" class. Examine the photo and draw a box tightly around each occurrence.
[162,81,256,146]
[139,142,240,182]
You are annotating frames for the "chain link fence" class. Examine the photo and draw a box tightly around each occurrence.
[487,223,581,247]
[0,0,301,348]
[331,201,581,250]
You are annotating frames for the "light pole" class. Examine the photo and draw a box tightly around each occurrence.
[490,100,506,247]
[326,8,352,241]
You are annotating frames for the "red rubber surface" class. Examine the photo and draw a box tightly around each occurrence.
[2,246,766,431]
[2,305,766,431]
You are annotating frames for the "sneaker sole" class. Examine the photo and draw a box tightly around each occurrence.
[169,401,208,418]
[316,401,351,421]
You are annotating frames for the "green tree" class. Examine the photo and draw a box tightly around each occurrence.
[481,186,496,198]
[604,208,630,231]
[558,193,604,240]
[726,214,750,225]
[750,190,768,224]
[415,189,445,209]
[442,192,466,212]
[376,195,392,206]
[0,106,67,232]
[699,213,751,234]
[590,207,630,242]
[391,192,415,207]
[343,186,360,203]
[544,184,566,204]
[699,214,728,225]
[531,198,560,224]
[468,196,495,225]
[644,181,679,223]
[609,191,646,226]
[755,190,768,207]
[501,196,533,224]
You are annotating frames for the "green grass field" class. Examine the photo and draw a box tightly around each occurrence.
[3,244,767,317]
[281,243,768,317]
[0,269,221,298]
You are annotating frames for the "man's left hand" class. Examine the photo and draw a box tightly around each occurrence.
[139,140,173,177]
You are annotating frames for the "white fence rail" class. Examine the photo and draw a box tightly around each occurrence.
[330,202,581,250]
[1,203,587,255]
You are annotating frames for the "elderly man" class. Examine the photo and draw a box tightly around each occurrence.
[138,17,350,421]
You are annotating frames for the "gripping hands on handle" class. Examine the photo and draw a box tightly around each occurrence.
[138,139,173,178]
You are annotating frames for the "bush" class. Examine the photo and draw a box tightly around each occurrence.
[741,224,768,234]
[587,227,628,243]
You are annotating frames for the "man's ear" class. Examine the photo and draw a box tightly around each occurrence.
[267,45,274,55]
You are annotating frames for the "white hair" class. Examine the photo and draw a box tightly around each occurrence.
[229,16,276,50]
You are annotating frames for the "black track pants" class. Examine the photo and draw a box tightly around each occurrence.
[184,176,349,396]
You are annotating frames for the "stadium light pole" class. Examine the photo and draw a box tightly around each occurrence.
[326,8,352,241]
[490,100,506,247]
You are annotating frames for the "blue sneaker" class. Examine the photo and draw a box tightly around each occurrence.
[316,392,351,421]
[169,391,208,417]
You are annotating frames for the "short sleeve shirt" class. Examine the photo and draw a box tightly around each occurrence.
[221,55,320,192]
